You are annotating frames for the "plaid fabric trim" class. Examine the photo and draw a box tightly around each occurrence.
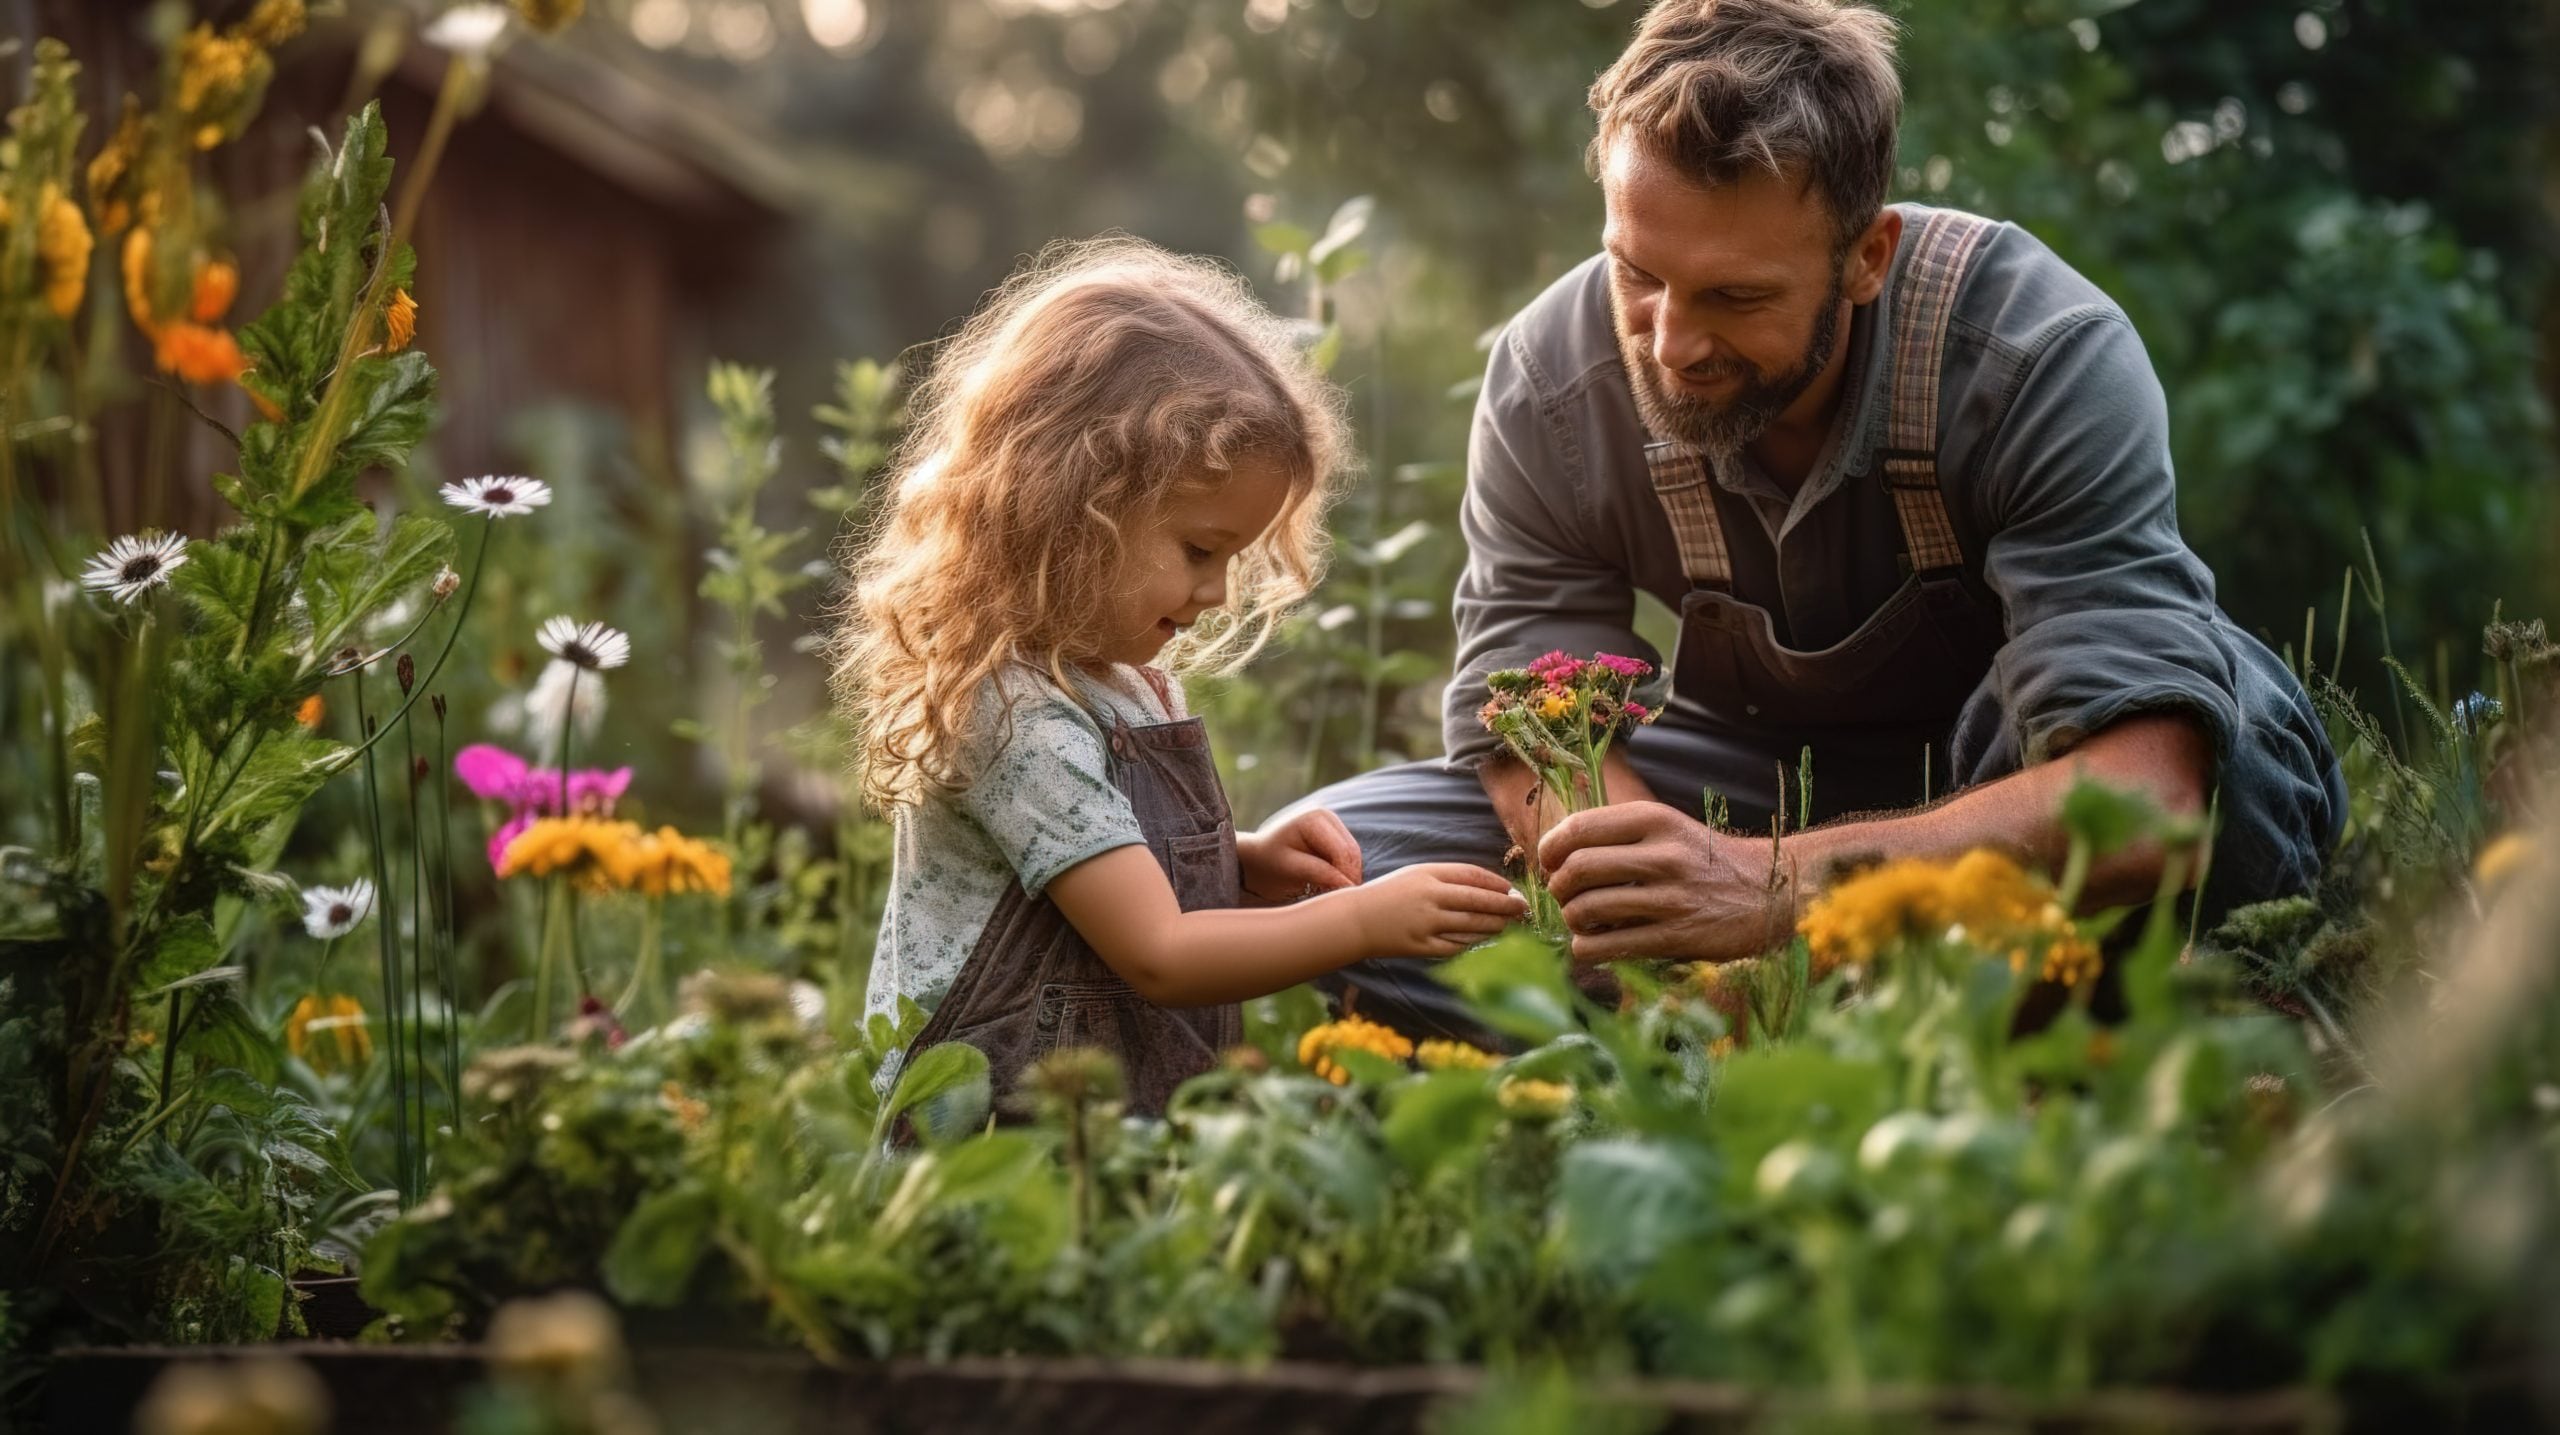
[1883,211,1991,575]
[1643,439,1734,590]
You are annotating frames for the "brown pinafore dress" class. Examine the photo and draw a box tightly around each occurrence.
[898,675,1244,1119]
[1642,210,2009,821]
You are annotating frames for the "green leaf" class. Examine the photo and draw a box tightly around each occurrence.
[2059,778,2162,858]
[1432,930,1579,1043]
[1555,1138,1716,1280]
[169,533,264,650]
[207,733,348,838]
[1382,1069,1501,1175]
[928,1131,1048,1206]
[1252,221,1315,257]
[879,1042,991,1146]
[298,508,456,658]
[139,915,224,990]
[604,1181,717,1305]
[331,351,440,476]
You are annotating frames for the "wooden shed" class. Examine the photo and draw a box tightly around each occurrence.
[13,0,812,538]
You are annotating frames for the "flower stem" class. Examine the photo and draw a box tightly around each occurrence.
[433,699,461,1128]
[619,895,666,1030]
[329,517,493,771]
[354,678,413,1202]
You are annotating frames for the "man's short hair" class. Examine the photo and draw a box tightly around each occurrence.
[1588,0,1903,251]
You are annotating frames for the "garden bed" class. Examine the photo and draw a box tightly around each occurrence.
[43,1344,2367,1435]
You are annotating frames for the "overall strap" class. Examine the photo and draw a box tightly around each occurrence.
[1643,439,1735,591]
[1878,209,1994,577]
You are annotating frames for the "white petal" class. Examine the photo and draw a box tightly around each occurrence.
[425,3,511,56]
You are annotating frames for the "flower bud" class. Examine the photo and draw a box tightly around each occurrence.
[432,566,460,599]
[396,652,416,694]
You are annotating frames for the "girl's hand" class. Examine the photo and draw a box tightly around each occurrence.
[1238,808,1364,904]
[1349,863,1531,958]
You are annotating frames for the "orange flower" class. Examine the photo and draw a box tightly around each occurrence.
[152,322,248,384]
[295,693,326,729]
[190,259,238,323]
[383,288,417,352]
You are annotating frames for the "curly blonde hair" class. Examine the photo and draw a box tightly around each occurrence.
[834,237,1349,811]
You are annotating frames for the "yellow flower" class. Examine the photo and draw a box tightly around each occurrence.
[1800,848,2100,986]
[86,97,146,239]
[35,184,91,320]
[1295,1016,1414,1085]
[513,0,589,35]
[1415,1038,1498,1072]
[611,825,732,898]
[174,24,273,147]
[2475,832,2533,888]
[286,993,373,1072]
[499,816,643,891]
[241,0,309,47]
[383,287,418,352]
[1536,689,1574,721]
[124,226,161,326]
[1496,1077,1572,1118]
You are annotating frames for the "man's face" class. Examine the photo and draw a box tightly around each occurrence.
[1601,137,1850,457]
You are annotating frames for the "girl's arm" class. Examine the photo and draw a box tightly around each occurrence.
[1047,846,1528,1007]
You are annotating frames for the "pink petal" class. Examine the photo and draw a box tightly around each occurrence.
[488,810,535,872]
[455,744,532,801]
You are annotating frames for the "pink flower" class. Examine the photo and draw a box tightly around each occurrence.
[1624,700,1656,724]
[488,809,537,872]
[455,743,634,871]
[1527,651,1586,684]
[455,743,534,803]
[566,766,632,814]
[1594,653,1652,680]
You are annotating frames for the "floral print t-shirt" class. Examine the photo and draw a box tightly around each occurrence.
[863,662,1183,1030]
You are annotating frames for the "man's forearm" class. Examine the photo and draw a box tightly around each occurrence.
[1480,748,1658,864]
[1788,714,2213,912]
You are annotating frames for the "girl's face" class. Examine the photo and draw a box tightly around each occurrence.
[1092,455,1296,669]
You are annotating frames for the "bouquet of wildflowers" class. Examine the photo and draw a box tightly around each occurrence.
[1478,651,1659,932]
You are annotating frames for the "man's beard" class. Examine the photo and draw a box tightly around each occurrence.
[1619,268,1845,458]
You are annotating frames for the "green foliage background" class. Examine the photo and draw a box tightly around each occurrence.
[562,0,2553,816]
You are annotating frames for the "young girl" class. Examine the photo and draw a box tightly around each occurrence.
[836,238,1524,1112]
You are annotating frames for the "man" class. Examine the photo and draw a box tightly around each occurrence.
[1280,0,2346,1038]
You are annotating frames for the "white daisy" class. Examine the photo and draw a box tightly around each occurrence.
[536,616,631,672]
[438,475,552,519]
[423,3,511,57]
[79,532,190,604]
[520,658,608,742]
[301,880,377,940]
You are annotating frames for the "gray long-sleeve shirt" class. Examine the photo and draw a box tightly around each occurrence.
[1443,203,2343,908]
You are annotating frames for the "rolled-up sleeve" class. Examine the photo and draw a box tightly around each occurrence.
[1977,311,2239,761]
[1442,331,1661,768]
[1971,309,2342,907]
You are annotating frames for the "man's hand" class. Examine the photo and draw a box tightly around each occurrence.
[1537,803,1799,965]
[1237,808,1364,904]
[1480,748,1659,869]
